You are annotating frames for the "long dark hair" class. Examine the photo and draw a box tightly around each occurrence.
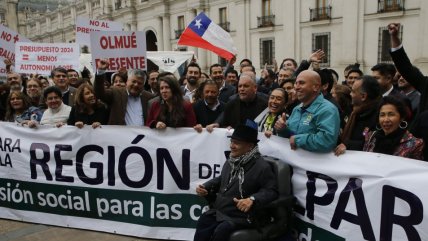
[157,76,186,127]
[4,91,32,122]
[74,84,103,113]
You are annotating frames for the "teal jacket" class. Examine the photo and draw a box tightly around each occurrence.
[278,94,340,152]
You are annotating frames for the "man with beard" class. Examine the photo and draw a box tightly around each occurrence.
[94,59,155,126]
[182,62,201,102]
[6,72,23,92]
[225,69,239,87]
[193,121,278,241]
[210,63,236,103]
[397,72,420,115]
[147,70,159,95]
[334,76,381,155]
[275,70,340,152]
[192,80,225,132]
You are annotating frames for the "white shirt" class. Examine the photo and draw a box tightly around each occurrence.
[125,91,144,126]
[383,85,394,97]
[40,103,71,125]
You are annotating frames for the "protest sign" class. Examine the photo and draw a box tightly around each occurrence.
[14,42,80,75]
[76,17,123,47]
[0,24,31,77]
[1,123,428,241]
[147,51,194,73]
[90,31,146,71]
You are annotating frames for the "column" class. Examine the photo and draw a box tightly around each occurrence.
[340,0,359,65]
[162,14,171,51]
[415,0,428,68]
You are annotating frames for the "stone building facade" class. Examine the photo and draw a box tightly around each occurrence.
[3,0,428,76]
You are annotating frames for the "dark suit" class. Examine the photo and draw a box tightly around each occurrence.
[219,96,267,128]
[194,155,278,241]
[94,74,154,125]
[218,84,236,103]
[390,47,428,113]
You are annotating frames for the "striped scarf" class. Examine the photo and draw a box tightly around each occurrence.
[228,145,260,198]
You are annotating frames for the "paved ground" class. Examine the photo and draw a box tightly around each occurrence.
[0,219,162,241]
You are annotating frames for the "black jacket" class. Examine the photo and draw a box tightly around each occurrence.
[203,155,278,226]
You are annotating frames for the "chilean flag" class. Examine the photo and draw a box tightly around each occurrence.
[178,12,237,60]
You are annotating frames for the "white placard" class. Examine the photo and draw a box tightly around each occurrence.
[76,17,123,47]
[0,24,31,76]
[90,31,147,71]
[15,42,80,75]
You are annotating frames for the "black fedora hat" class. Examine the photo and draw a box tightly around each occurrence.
[228,120,259,144]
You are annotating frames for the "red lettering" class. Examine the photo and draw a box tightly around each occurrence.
[98,34,138,49]
[0,31,11,42]
[89,20,100,26]
[37,56,57,62]
[106,56,145,70]
[100,36,108,49]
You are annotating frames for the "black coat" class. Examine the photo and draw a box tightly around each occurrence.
[219,96,268,128]
[390,47,428,114]
[203,155,278,226]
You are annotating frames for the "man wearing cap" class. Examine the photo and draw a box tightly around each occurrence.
[193,121,278,241]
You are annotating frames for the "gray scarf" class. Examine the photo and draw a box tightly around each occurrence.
[228,145,260,198]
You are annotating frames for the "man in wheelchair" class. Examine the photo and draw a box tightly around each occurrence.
[194,121,279,241]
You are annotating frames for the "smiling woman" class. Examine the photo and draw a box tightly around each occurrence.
[146,75,196,129]
[363,96,424,160]
[39,86,71,127]
[254,88,288,138]
[67,84,109,129]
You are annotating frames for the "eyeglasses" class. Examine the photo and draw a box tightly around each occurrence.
[27,85,40,89]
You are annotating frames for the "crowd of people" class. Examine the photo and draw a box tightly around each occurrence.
[0,22,427,240]
[0,22,426,161]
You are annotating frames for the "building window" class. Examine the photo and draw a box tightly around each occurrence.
[378,0,404,13]
[77,5,86,12]
[0,13,5,25]
[262,0,271,16]
[219,7,230,32]
[259,38,275,69]
[312,32,330,67]
[218,57,227,67]
[258,0,275,27]
[378,26,402,63]
[310,0,331,21]
[115,0,122,10]
[175,16,185,39]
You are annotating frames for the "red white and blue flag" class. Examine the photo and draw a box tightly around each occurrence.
[178,12,237,60]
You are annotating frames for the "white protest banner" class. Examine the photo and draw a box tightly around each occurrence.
[1,122,428,241]
[147,51,194,73]
[76,17,123,47]
[14,42,80,75]
[0,24,31,64]
[90,31,146,71]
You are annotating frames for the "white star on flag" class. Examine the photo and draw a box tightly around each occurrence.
[194,19,202,29]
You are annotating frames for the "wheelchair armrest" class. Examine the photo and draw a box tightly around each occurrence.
[266,195,295,209]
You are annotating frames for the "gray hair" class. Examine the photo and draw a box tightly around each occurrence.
[128,69,146,83]
[239,71,257,84]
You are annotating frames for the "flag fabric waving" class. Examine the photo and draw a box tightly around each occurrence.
[177,12,237,60]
